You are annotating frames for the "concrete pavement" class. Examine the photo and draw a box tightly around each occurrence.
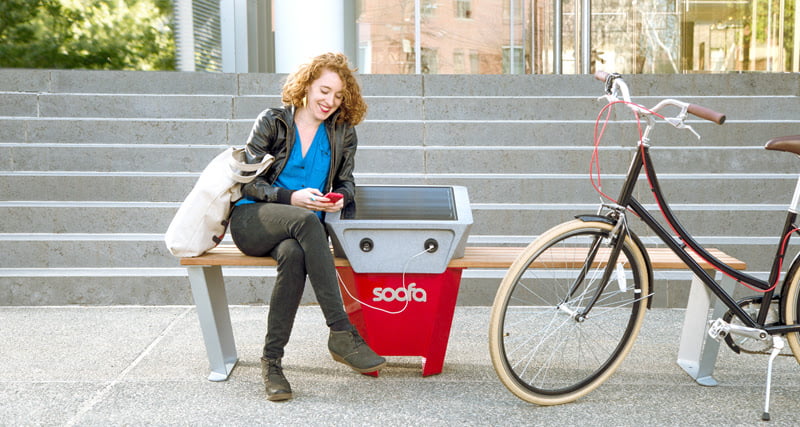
[2,305,799,426]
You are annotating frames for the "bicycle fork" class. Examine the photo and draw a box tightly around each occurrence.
[708,318,784,421]
[560,210,630,322]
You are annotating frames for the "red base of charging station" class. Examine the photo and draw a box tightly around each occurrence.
[336,266,463,377]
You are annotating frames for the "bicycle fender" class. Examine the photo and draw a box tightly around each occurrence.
[575,214,614,225]
[575,214,655,309]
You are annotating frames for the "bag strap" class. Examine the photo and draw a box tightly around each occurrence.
[228,147,275,184]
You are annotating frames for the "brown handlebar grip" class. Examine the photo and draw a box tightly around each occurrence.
[594,70,610,81]
[687,104,726,125]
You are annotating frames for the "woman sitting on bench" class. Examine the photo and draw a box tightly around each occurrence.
[230,52,385,401]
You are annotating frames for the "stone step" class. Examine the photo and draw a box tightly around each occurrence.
[3,117,797,150]
[2,143,796,174]
[422,73,800,97]
[421,145,797,174]
[0,203,790,237]
[0,118,429,147]
[423,96,800,121]
[0,144,427,174]
[0,70,425,97]
[0,69,240,95]
[1,172,795,205]
[2,238,178,268]
[8,91,799,124]
[4,70,797,98]
[409,174,799,205]
[0,144,228,173]
[16,94,429,121]
[422,120,800,147]
[470,204,790,239]
[0,117,230,145]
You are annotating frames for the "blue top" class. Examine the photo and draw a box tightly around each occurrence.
[236,123,331,218]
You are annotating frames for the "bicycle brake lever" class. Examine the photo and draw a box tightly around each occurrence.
[682,124,701,139]
[597,94,616,103]
[665,117,701,139]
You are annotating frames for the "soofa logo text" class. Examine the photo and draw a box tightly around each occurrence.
[372,283,427,302]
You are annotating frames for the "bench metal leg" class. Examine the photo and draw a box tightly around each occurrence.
[676,272,735,386]
[187,265,238,381]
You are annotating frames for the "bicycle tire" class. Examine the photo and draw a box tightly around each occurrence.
[489,219,650,405]
[782,262,800,364]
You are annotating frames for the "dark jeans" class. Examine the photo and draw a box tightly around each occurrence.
[230,202,350,359]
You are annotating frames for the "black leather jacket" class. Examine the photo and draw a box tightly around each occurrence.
[240,106,358,206]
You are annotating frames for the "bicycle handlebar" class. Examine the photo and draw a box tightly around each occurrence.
[593,70,611,82]
[593,70,726,125]
[687,104,726,125]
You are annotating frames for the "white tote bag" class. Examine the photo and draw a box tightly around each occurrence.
[165,147,274,257]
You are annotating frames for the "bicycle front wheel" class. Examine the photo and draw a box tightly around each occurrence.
[782,262,800,364]
[489,219,651,405]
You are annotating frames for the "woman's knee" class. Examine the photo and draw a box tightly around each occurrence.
[296,209,325,230]
[272,239,305,265]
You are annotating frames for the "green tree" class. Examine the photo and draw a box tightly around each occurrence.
[0,0,175,70]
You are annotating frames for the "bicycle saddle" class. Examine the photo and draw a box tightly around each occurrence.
[765,135,800,155]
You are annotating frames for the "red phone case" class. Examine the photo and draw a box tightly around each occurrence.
[324,192,343,203]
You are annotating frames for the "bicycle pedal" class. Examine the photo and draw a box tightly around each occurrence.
[707,318,730,341]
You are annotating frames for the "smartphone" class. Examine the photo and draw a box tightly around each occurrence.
[323,192,343,203]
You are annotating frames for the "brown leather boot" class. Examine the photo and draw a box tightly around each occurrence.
[261,357,292,401]
[328,328,387,373]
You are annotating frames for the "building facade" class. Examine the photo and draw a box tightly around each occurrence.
[175,0,798,74]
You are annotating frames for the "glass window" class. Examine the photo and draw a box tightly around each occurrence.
[455,0,473,19]
[355,0,796,74]
[422,47,439,73]
[591,0,681,74]
[422,0,438,17]
[453,49,466,73]
[503,46,525,73]
[682,0,795,72]
[470,50,480,72]
[588,0,797,73]
[356,0,417,73]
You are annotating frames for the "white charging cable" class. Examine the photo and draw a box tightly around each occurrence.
[336,246,434,315]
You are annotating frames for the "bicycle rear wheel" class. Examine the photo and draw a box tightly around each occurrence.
[489,219,650,405]
[782,263,800,364]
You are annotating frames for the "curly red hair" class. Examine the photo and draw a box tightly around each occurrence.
[282,52,367,125]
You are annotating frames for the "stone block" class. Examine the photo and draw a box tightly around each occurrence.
[0,93,38,117]
[38,94,233,119]
[0,69,51,92]
[49,70,237,94]
[25,118,228,144]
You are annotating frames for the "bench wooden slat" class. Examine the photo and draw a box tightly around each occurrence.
[180,245,746,270]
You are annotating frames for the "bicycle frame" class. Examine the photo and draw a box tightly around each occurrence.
[602,122,800,336]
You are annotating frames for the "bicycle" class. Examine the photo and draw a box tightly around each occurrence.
[488,71,800,421]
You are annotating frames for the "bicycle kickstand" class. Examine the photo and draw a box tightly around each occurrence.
[761,336,785,421]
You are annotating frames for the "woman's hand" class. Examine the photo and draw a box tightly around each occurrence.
[291,188,343,213]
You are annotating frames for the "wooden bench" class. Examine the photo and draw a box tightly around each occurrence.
[181,245,746,384]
